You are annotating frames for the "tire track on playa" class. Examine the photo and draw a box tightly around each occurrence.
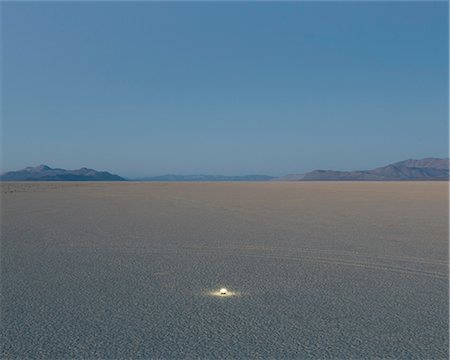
[232,251,449,280]
[147,194,448,267]
[174,244,448,268]
[110,246,448,281]
[2,208,60,219]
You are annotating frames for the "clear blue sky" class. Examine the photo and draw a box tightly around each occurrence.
[2,1,448,177]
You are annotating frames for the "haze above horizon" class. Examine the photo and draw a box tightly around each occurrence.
[2,2,448,177]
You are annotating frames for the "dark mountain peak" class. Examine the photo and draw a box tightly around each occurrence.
[24,164,52,172]
[75,168,98,176]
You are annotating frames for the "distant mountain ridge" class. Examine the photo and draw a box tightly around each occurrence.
[299,158,449,181]
[1,158,448,182]
[0,165,126,181]
[271,174,305,181]
[136,174,276,182]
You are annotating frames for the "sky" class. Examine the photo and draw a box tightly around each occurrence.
[2,1,448,177]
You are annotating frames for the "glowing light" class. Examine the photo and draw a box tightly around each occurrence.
[208,287,237,297]
[219,288,228,295]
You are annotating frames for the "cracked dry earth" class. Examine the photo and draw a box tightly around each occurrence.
[1,182,448,359]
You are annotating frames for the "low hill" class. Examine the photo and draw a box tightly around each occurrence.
[271,174,305,181]
[137,174,275,182]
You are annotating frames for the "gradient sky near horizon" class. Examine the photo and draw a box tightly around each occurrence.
[2,1,448,177]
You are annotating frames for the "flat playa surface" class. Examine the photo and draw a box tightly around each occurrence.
[1,182,448,358]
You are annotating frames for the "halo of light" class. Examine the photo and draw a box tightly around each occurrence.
[208,287,237,297]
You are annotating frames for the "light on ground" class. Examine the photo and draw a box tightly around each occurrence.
[219,288,228,295]
[208,287,237,297]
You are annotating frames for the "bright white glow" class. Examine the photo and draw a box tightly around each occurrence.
[208,287,237,297]
[219,288,228,295]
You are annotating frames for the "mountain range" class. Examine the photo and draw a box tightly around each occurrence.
[0,165,125,181]
[298,158,448,181]
[1,158,448,181]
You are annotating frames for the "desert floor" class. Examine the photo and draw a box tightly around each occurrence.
[1,182,448,359]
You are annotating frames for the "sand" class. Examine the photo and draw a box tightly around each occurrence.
[1,182,448,358]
